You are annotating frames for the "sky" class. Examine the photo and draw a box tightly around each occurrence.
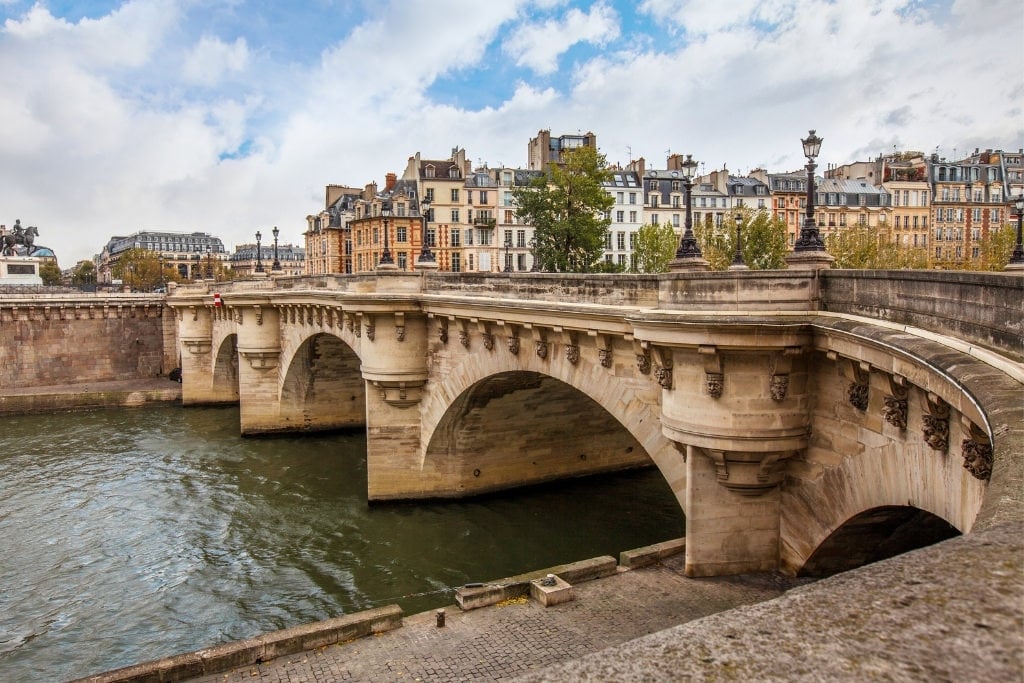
[1,0,1021,267]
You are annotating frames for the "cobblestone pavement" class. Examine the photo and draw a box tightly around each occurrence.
[189,556,807,683]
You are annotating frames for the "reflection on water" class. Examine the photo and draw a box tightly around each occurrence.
[0,406,684,682]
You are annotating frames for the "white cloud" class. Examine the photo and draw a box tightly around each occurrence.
[502,1,620,75]
[182,35,249,86]
[0,0,1020,267]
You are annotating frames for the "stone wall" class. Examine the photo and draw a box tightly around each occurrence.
[0,293,174,388]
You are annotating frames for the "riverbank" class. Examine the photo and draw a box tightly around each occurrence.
[0,377,181,415]
[73,542,812,683]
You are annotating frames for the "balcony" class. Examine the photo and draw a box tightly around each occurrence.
[473,217,497,229]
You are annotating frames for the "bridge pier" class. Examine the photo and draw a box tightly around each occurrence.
[235,304,283,434]
[178,304,218,405]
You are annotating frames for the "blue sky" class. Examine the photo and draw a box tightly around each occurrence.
[1,0,1021,266]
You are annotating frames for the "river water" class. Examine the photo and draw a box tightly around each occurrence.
[0,405,685,682]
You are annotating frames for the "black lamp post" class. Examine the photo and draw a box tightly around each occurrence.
[673,154,703,260]
[271,226,281,271]
[794,129,826,251]
[529,236,539,272]
[255,231,265,273]
[729,213,748,270]
[504,233,513,272]
[205,245,213,280]
[379,195,395,266]
[417,198,435,264]
[1009,195,1024,267]
[158,254,164,290]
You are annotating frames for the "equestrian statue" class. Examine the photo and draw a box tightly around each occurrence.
[2,219,44,256]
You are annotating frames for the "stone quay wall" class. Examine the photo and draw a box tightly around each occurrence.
[0,292,176,389]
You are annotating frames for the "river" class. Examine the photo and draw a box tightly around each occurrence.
[0,405,685,682]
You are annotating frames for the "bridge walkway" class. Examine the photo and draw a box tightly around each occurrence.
[186,556,804,683]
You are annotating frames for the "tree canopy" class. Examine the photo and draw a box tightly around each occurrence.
[512,145,614,272]
[633,222,678,273]
[694,209,788,270]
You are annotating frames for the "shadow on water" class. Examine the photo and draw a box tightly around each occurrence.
[0,405,684,682]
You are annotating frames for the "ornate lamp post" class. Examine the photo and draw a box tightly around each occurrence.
[417,198,437,268]
[669,154,710,271]
[271,226,281,271]
[786,129,835,270]
[1005,195,1024,270]
[729,213,748,271]
[529,236,540,272]
[378,194,396,268]
[504,233,513,272]
[255,231,265,274]
[795,129,825,251]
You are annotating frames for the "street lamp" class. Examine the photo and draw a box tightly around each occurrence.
[669,154,709,271]
[504,233,513,273]
[529,236,540,272]
[794,129,826,251]
[255,231,265,273]
[417,198,435,265]
[729,213,748,270]
[1008,195,1024,269]
[271,226,281,271]
[205,245,213,280]
[379,195,395,266]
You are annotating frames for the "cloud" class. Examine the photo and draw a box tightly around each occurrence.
[182,35,249,86]
[502,1,620,75]
[0,0,1020,267]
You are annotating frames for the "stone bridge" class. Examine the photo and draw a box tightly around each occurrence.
[168,270,1023,578]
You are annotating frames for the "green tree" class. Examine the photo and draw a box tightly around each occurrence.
[113,248,163,291]
[968,224,1017,271]
[633,222,678,273]
[512,146,614,272]
[694,209,788,270]
[39,261,62,285]
[71,261,97,288]
[827,224,928,269]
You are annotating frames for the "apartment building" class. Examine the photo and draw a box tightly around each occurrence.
[491,166,544,272]
[602,169,644,270]
[305,185,363,274]
[402,148,471,272]
[750,169,807,247]
[98,230,226,283]
[349,174,425,273]
[527,129,597,172]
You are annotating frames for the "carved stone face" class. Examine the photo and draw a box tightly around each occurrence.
[655,366,672,390]
[482,333,494,351]
[769,374,789,402]
[922,414,949,451]
[961,439,993,480]
[705,372,724,398]
[535,340,548,359]
[565,344,580,364]
[882,395,908,429]
[636,354,651,375]
[598,348,612,368]
[507,336,520,355]
[847,382,868,411]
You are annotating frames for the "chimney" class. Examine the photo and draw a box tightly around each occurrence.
[385,172,397,192]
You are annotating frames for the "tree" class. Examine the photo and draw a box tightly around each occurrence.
[827,224,928,269]
[512,145,614,272]
[694,209,788,270]
[112,248,163,291]
[969,224,1017,271]
[71,261,97,288]
[39,261,62,285]
[633,222,678,273]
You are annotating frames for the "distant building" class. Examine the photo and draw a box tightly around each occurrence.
[98,230,226,283]
[527,129,598,172]
[306,185,364,275]
[230,242,305,278]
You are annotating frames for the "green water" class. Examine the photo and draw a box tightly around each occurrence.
[0,405,684,682]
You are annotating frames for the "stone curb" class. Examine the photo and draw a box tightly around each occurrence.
[619,537,687,568]
[0,387,181,416]
[69,604,403,683]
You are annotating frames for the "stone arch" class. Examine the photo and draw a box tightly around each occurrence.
[798,505,960,577]
[419,338,683,502]
[278,331,366,432]
[211,333,239,403]
[780,343,988,575]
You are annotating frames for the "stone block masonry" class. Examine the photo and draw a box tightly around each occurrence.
[0,293,172,389]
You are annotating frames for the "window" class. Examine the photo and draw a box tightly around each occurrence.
[651,214,659,225]
[373,227,379,244]
[672,214,680,227]
[466,191,472,204]
[479,191,488,203]
[398,252,408,270]
[425,165,435,178]
[451,209,460,222]
[427,228,436,247]
[629,192,637,204]
[425,188,434,202]
[651,195,659,208]
[672,195,680,208]
[451,228,461,247]
[604,233,612,249]
[451,253,461,272]
[617,232,626,250]
[617,192,624,203]
[517,254,526,271]
[504,210,514,224]
[396,226,407,242]
[629,211,637,223]
[451,189,460,202]
[616,211,624,223]
[505,253,513,271]
[478,229,491,246]
[517,230,526,247]
[649,180,658,190]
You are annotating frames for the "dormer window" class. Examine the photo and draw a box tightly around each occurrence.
[425,165,436,178]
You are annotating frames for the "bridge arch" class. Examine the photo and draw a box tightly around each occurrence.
[211,333,239,403]
[797,505,960,577]
[278,331,366,432]
[419,337,683,501]
[780,334,990,575]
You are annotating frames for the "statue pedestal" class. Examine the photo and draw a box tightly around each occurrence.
[785,250,835,270]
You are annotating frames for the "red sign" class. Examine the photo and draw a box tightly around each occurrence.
[213,293,222,307]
